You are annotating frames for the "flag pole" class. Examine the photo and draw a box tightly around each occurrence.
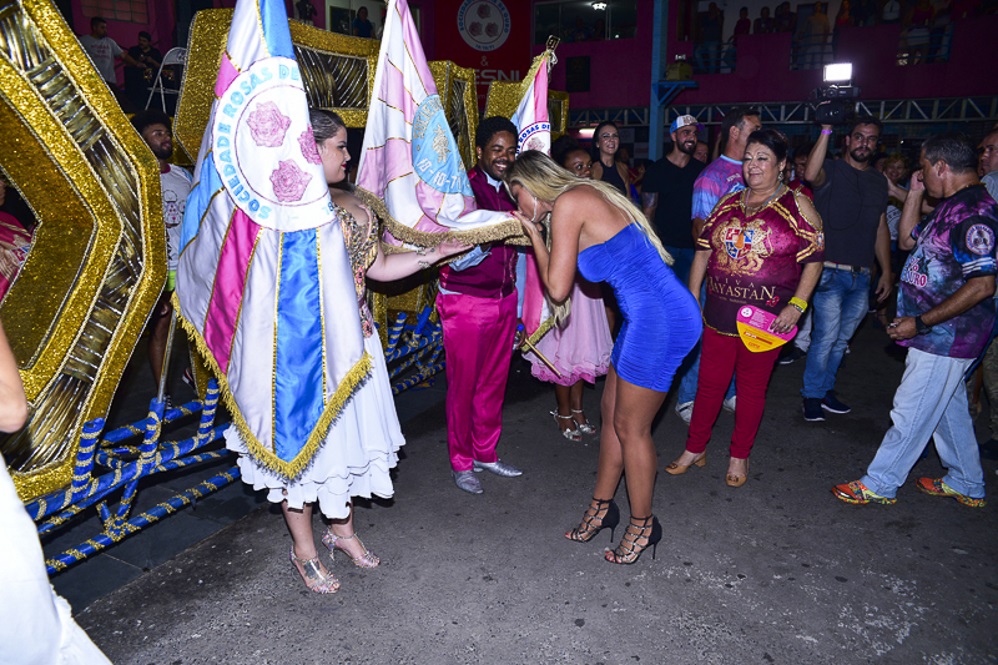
[517,323,562,378]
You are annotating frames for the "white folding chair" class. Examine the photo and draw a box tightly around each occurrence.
[145,47,187,112]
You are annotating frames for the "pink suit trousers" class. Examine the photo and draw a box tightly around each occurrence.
[437,291,517,472]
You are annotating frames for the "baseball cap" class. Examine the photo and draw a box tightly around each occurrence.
[670,114,701,134]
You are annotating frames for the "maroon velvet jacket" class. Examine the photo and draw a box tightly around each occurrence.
[438,165,518,298]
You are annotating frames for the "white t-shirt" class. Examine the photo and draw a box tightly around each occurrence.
[79,35,124,84]
[161,165,193,275]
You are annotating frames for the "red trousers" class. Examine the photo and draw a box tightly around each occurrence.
[437,291,517,472]
[685,327,780,459]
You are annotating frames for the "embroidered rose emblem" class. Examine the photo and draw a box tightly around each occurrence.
[298,126,322,165]
[247,101,291,148]
[270,160,312,202]
[524,135,546,153]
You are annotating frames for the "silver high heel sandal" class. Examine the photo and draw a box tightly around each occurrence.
[571,408,597,435]
[322,530,380,568]
[289,546,339,593]
[551,410,582,442]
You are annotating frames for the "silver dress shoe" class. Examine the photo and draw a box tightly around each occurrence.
[472,459,523,477]
[453,470,484,494]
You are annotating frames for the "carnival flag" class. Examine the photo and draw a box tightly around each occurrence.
[174,0,370,480]
[511,51,553,156]
[356,0,520,248]
[513,50,555,344]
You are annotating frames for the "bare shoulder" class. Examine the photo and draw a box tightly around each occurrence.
[554,184,631,247]
[554,185,605,214]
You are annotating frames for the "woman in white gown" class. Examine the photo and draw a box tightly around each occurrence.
[227,109,468,593]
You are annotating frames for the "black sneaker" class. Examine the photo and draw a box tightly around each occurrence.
[802,398,825,422]
[821,391,851,414]
[779,345,807,366]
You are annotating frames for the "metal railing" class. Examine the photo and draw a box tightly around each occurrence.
[32,305,445,575]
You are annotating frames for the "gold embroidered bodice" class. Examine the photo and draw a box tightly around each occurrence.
[333,200,378,337]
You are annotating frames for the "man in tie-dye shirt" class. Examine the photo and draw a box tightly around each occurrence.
[834,133,997,508]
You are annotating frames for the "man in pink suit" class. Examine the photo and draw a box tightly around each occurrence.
[438,116,524,494]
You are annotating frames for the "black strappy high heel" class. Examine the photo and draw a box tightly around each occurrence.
[604,515,662,565]
[565,497,620,543]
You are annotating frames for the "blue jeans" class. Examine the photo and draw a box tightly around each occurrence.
[676,283,735,405]
[862,348,984,499]
[801,267,871,399]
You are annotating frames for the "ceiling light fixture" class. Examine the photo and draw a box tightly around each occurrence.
[592,2,607,10]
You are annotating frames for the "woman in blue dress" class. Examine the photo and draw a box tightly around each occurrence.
[506,151,702,564]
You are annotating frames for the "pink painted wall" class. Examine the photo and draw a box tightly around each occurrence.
[532,0,995,111]
[68,0,995,109]
[533,0,655,110]
[667,11,998,105]
[70,1,307,58]
[836,19,996,99]
[411,1,435,59]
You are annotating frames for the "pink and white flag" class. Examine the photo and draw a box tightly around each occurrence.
[175,0,369,480]
[355,0,519,249]
[512,51,553,156]
[514,50,556,343]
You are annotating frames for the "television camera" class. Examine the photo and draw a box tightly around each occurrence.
[810,63,860,125]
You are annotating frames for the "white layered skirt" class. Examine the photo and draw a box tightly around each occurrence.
[226,334,405,519]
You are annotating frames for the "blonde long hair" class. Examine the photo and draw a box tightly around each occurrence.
[506,150,673,324]
[506,150,672,265]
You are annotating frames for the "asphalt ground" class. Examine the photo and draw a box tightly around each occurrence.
[56,317,998,664]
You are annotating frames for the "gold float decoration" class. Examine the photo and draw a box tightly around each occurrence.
[548,90,570,138]
[429,60,479,171]
[0,0,165,500]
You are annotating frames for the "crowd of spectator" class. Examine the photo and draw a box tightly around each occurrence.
[585,110,998,509]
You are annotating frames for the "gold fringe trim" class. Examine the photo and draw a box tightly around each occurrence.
[379,243,415,256]
[519,51,552,102]
[355,187,530,248]
[525,315,556,348]
[171,293,373,481]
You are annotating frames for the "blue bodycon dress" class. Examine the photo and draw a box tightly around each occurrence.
[577,224,702,391]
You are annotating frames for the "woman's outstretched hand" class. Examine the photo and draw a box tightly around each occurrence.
[435,238,473,259]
